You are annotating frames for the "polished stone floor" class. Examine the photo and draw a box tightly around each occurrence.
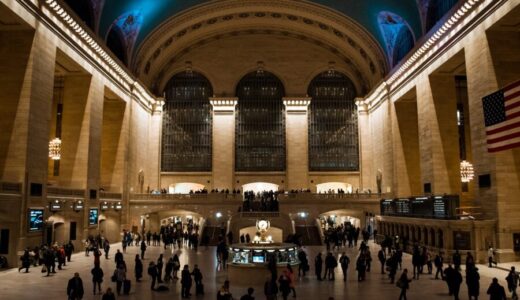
[0,241,516,299]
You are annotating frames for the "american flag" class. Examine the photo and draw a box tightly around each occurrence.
[483,80,520,153]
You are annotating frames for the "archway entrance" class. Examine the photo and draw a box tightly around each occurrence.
[241,182,279,194]
[168,182,205,194]
[316,182,353,194]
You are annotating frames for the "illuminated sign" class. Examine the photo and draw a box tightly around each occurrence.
[89,209,98,225]
[28,209,44,232]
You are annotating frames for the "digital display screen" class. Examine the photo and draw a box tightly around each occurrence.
[28,209,44,232]
[89,209,98,225]
[252,255,265,263]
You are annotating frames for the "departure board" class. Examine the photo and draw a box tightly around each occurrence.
[380,195,459,219]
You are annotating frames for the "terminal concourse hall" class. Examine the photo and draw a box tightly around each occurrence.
[0,0,519,299]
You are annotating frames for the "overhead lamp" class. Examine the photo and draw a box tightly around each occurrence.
[49,138,62,160]
[460,160,475,183]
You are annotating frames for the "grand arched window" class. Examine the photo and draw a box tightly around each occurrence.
[378,11,416,67]
[106,26,127,65]
[161,71,213,172]
[235,71,285,171]
[308,71,359,171]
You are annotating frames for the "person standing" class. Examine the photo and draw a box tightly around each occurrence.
[285,264,296,297]
[444,264,455,296]
[156,254,164,283]
[487,278,507,300]
[103,239,110,260]
[466,266,480,300]
[173,254,181,279]
[298,249,308,277]
[325,252,337,280]
[67,272,84,300]
[315,253,323,281]
[506,266,519,300]
[397,269,411,300]
[135,254,143,282]
[91,265,104,295]
[147,261,158,290]
[65,241,75,262]
[452,250,461,271]
[356,256,366,282]
[140,240,147,260]
[339,252,350,282]
[378,248,386,274]
[264,276,279,300]
[181,264,192,298]
[114,249,123,266]
[115,264,126,296]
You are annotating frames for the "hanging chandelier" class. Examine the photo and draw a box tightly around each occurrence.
[49,138,62,160]
[460,160,474,183]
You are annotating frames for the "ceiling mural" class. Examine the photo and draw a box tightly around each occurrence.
[96,0,424,55]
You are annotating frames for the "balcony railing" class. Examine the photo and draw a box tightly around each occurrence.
[47,187,85,197]
[99,192,122,200]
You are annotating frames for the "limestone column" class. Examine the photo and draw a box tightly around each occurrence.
[148,98,164,191]
[210,98,237,190]
[283,97,311,190]
[356,98,370,192]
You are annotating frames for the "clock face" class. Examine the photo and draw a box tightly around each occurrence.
[258,220,268,230]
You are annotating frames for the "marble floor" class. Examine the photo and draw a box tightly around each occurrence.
[0,241,516,300]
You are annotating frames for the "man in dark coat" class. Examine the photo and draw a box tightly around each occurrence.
[181,264,193,298]
[466,266,480,300]
[378,248,386,274]
[487,277,507,300]
[450,268,463,300]
[67,272,84,300]
[315,253,323,281]
[324,252,337,280]
[444,264,455,295]
[148,262,158,290]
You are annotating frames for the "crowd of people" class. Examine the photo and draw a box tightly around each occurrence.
[241,190,280,212]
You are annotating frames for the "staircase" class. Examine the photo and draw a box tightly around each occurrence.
[295,226,323,246]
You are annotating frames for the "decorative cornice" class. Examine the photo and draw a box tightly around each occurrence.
[283,97,311,113]
[40,0,157,112]
[355,98,368,114]
[210,97,238,114]
[152,97,165,115]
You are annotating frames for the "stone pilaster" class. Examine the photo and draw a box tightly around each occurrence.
[283,97,311,190]
[148,98,164,191]
[210,97,238,190]
[356,98,370,192]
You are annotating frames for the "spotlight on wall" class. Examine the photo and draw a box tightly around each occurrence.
[298,212,308,218]
[114,202,122,211]
[73,200,84,212]
[216,212,222,218]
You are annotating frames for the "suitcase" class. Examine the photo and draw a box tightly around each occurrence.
[196,283,204,295]
[123,279,131,294]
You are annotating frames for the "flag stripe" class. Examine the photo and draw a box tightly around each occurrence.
[486,120,520,135]
[487,126,520,140]
[505,91,520,102]
[506,100,520,111]
[505,80,520,92]
[489,141,520,153]
[488,136,520,150]
[487,131,520,144]
[507,111,520,121]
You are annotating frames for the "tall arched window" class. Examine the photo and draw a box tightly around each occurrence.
[308,71,359,171]
[235,71,285,171]
[425,0,459,33]
[393,26,415,66]
[161,71,213,172]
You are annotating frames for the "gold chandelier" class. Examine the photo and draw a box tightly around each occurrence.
[460,160,474,183]
[49,138,61,160]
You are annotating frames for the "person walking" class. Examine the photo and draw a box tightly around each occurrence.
[506,266,519,300]
[315,253,323,281]
[147,261,158,290]
[434,253,444,280]
[285,264,296,298]
[298,249,308,277]
[378,248,386,274]
[278,273,291,300]
[488,247,497,268]
[103,239,110,260]
[101,288,116,300]
[91,265,104,295]
[173,254,181,280]
[339,252,350,282]
[397,269,411,300]
[181,264,192,298]
[356,256,366,282]
[67,272,85,300]
[264,276,279,300]
[218,280,233,300]
[452,250,461,271]
[444,264,455,296]
[135,254,143,282]
[18,249,31,273]
[450,267,463,300]
[140,240,147,260]
[487,278,507,300]
[192,264,204,295]
[466,266,480,300]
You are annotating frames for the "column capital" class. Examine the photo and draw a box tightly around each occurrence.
[210,97,238,113]
[152,97,165,115]
[355,97,369,114]
[283,97,311,113]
